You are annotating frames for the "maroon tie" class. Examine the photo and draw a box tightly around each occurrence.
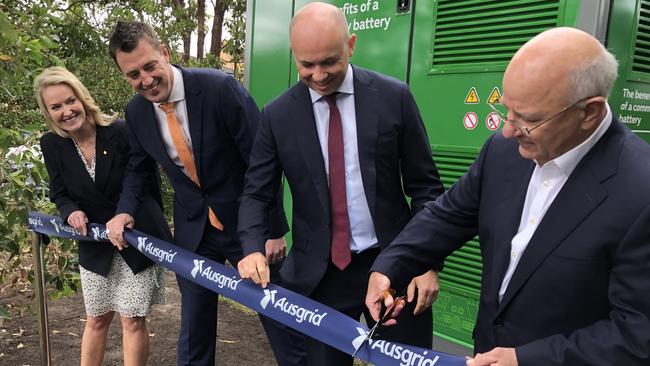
[324,94,351,270]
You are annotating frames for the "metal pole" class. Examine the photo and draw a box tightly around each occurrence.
[31,231,51,366]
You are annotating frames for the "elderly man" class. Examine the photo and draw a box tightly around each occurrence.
[238,2,444,365]
[366,27,650,366]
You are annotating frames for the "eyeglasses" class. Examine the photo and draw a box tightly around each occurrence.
[488,97,592,135]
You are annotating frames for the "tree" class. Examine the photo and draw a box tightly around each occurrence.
[196,0,206,60]
[210,0,228,59]
[222,0,246,80]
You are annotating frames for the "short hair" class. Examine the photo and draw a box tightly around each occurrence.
[108,20,162,64]
[33,66,114,138]
[571,47,619,99]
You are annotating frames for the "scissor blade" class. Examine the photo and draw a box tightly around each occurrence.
[351,322,380,358]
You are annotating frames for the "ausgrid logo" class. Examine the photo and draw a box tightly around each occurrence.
[260,289,277,309]
[92,227,107,241]
[352,327,368,351]
[190,258,241,290]
[191,259,204,278]
[136,237,178,263]
[261,293,328,326]
[370,340,440,366]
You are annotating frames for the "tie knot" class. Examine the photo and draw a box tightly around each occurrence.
[324,93,338,108]
[159,102,174,114]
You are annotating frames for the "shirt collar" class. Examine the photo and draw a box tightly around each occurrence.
[309,64,354,104]
[544,103,612,175]
[154,66,185,107]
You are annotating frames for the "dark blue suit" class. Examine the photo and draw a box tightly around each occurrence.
[239,66,444,365]
[116,67,292,365]
[372,118,650,365]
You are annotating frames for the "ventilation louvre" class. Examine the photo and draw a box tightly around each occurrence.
[432,0,562,72]
[630,0,650,81]
[432,149,482,294]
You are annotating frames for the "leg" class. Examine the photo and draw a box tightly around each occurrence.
[121,315,150,366]
[177,226,227,366]
[363,297,433,348]
[224,235,308,366]
[81,311,114,366]
[305,249,379,366]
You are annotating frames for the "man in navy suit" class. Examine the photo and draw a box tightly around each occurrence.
[104,21,300,366]
[237,3,444,365]
[366,27,650,366]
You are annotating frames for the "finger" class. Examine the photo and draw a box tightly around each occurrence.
[407,280,416,303]
[256,263,270,288]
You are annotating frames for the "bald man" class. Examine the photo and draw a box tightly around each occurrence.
[238,2,444,365]
[366,27,650,366]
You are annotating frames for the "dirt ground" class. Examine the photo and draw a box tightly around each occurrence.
[0,270,277,365]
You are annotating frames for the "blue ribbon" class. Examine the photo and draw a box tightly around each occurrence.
[28,211,466,366]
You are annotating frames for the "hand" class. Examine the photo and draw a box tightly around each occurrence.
[67,210,89,236]
[406,270,440,315]
[238,252,270,288]
[265,237,287,264]
[466,347,518,366]
[365,272,402,326]
[105,213,134,251]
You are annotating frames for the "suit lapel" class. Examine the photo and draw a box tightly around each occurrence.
[292,84,330,215]
[182,68,204,176]
[490,155,534,305]
[352,67,378,217]
[94,125,115,193]
[496,122,622,315]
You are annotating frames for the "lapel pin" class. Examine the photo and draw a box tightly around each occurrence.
[103,150,107,155]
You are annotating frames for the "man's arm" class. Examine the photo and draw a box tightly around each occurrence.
[237,107,285,287]
[107,108,157,249]
[221,76,289,240]
[398,84,444,211]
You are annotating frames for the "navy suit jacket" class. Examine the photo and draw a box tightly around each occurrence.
[372,118,650,365]
[117,67,287,252]
[41,120,170,276]
[239,66,444,295]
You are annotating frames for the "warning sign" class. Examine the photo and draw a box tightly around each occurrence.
[486,112,502,131]
[463,112,478,130]
[465,87,480,104]
[487,87,501,104]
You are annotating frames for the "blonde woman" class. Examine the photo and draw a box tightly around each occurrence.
[35,66,171,366]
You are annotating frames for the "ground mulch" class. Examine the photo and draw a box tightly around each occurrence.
[0,271,277,365]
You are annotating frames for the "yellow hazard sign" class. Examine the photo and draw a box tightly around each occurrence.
[465,87,480,104]
[487,87,501,104]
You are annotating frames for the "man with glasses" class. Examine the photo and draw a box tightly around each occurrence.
[366,27,650,365]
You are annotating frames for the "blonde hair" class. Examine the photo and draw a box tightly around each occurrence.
[34,66,115,138]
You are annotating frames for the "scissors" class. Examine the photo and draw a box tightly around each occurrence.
[352,288,406,358]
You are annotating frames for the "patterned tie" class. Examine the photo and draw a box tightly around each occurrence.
[159,102,223,231]
[324,94,351,270]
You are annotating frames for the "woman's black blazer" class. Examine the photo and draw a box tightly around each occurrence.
[40,120,171,276]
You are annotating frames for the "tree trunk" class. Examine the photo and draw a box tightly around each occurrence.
[210,0,228,59]
[172,0,192,62]
[196,0,205,59]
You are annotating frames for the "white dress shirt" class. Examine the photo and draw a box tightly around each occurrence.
[498,105,613,302]
[309,65,378,252]
[153,66,194,177]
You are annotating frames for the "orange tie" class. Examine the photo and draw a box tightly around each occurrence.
[159,102,223,231]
